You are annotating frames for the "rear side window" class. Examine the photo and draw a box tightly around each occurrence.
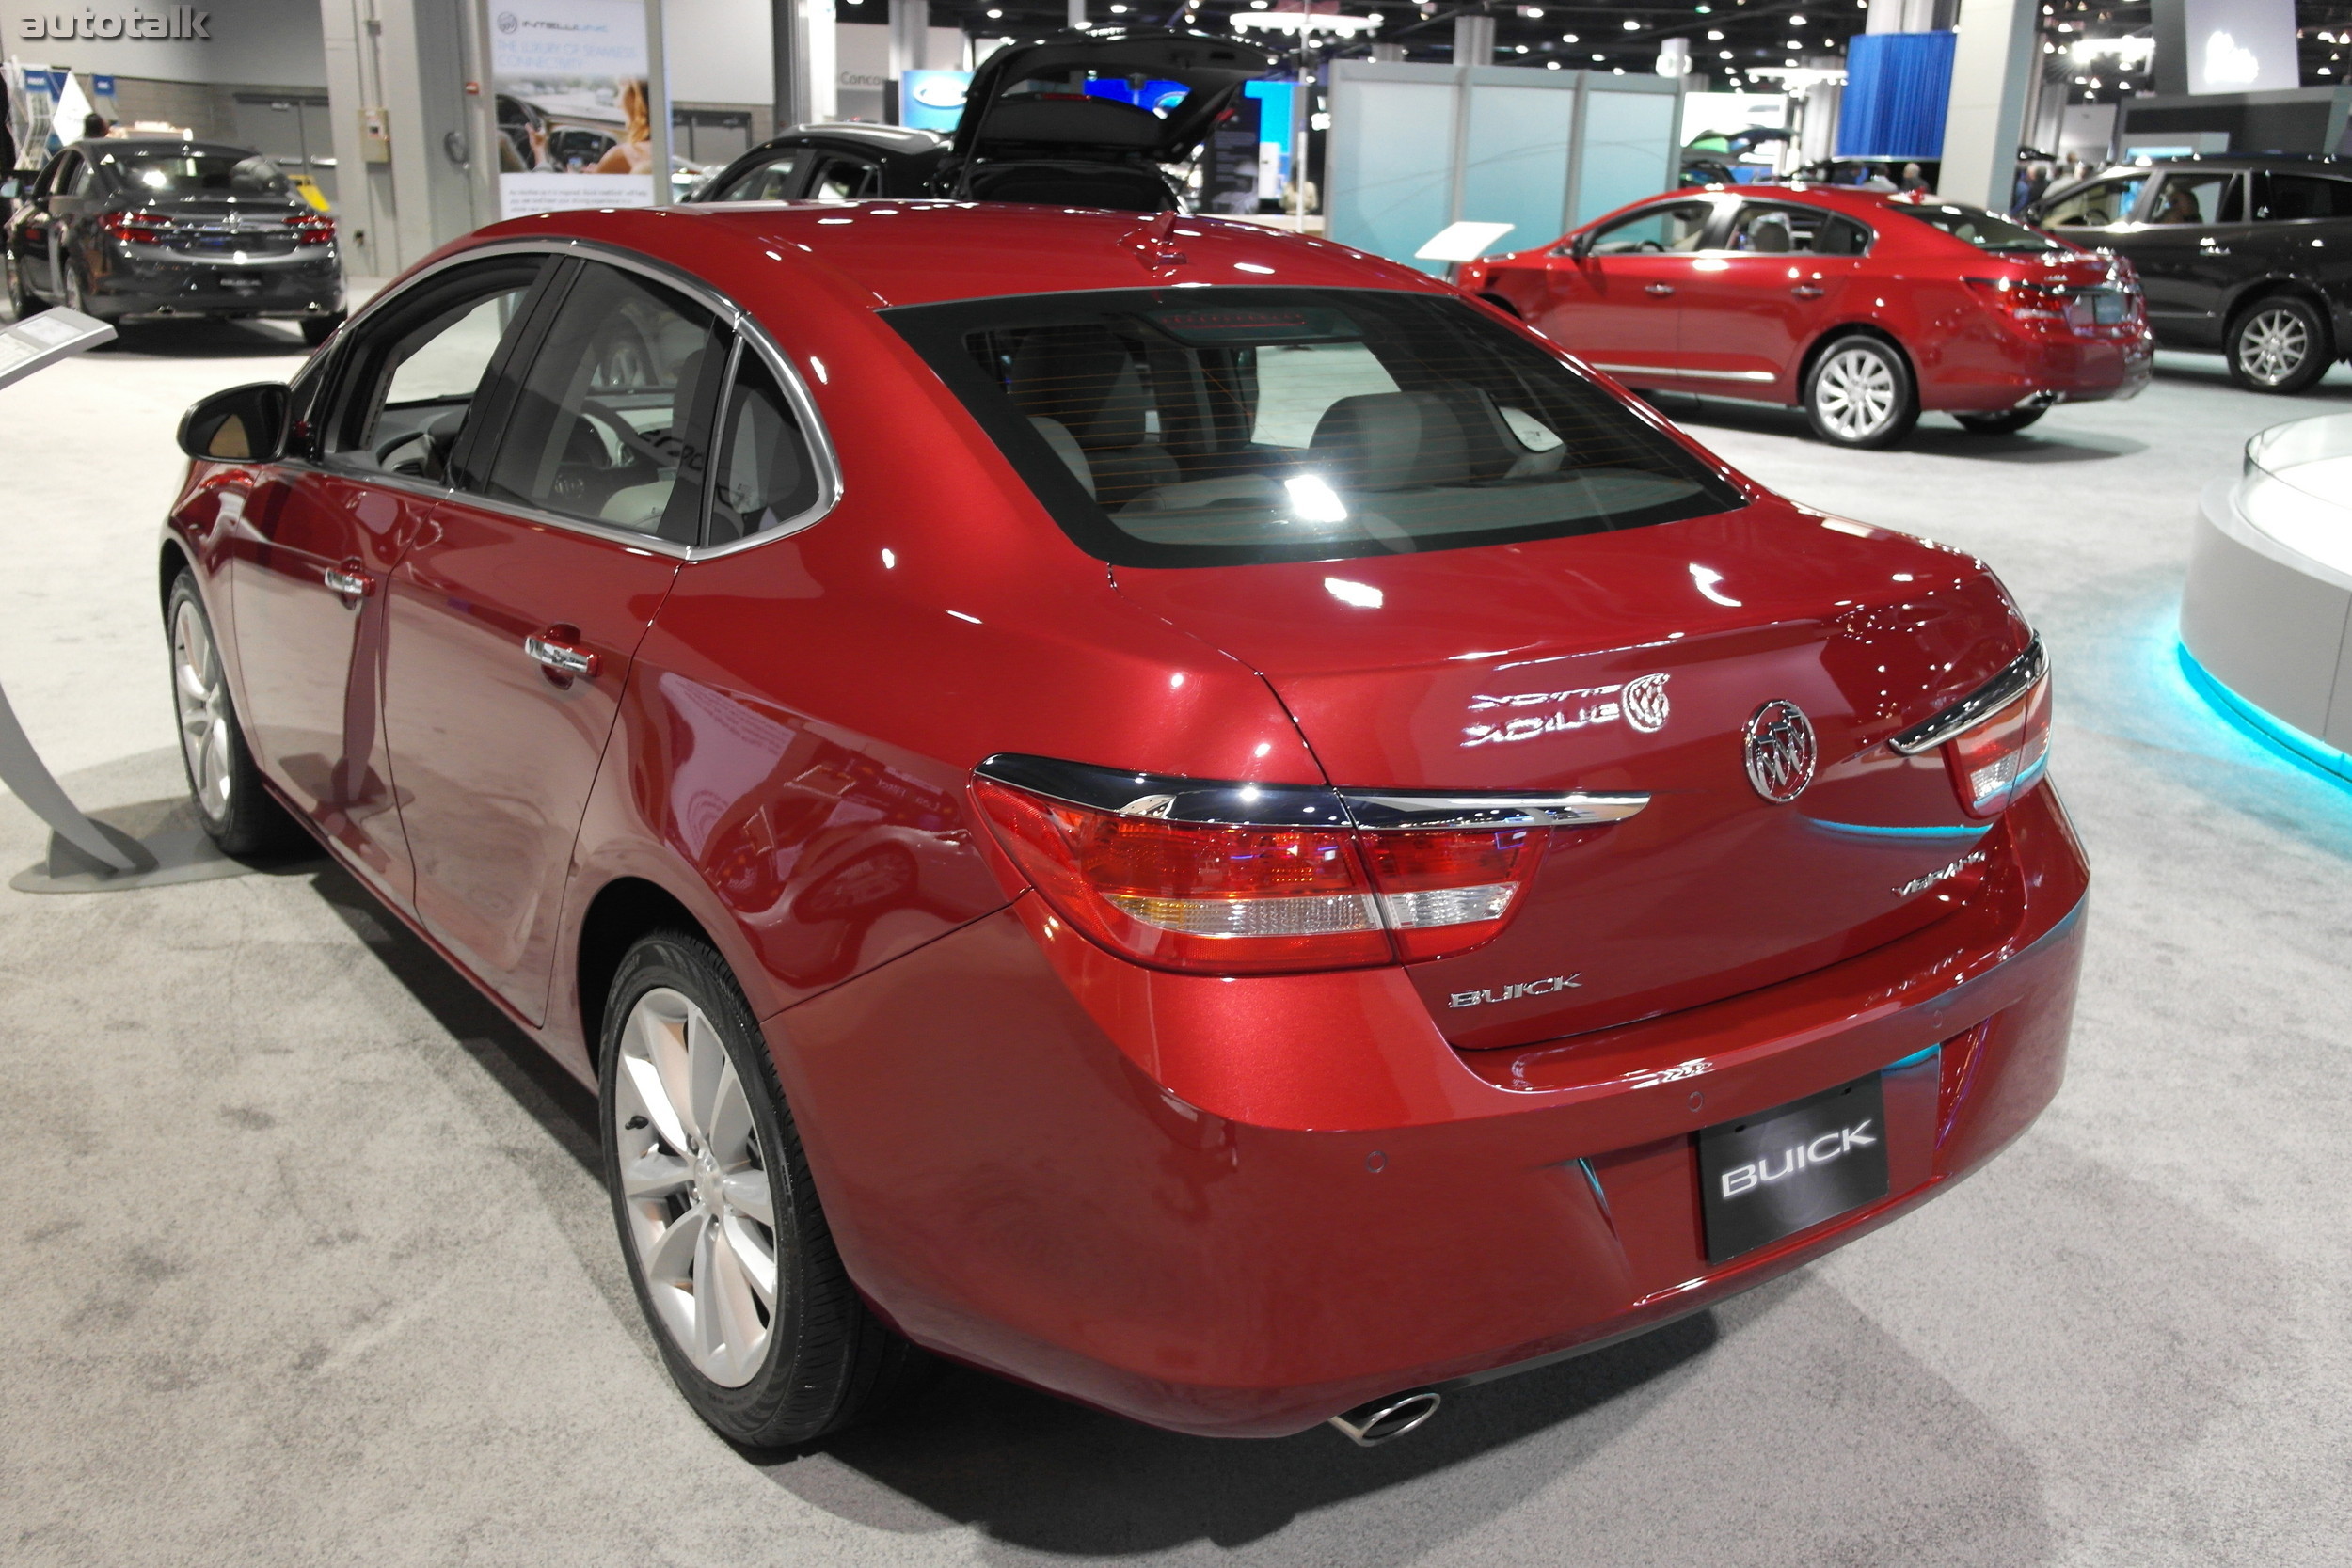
[886,288,1742,568]
[707,348,823,543]
[1726,203,1872,256]
[712,150,807,201]
[2255,171,2352,221]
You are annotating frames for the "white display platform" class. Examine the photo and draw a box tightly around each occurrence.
[2179,412,2352,776]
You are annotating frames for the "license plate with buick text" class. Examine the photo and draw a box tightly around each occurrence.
[1697,1074,1889,1263]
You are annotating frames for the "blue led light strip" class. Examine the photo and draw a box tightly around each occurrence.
[2177,642,2352,789]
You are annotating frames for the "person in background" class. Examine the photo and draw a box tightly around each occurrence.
[1899,161,1930,193]
[81,111,108,141]
[594,78,653,175]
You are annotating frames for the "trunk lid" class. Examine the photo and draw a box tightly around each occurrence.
[952,26,1275,165]
[1112,499,2033,1047]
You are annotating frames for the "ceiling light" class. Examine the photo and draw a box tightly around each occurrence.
[1707,29,1724,39]
[1790,12,1805,21]
[1562,30,1579,40]
[1623,18,1642,27]
[1720,49,1732,57]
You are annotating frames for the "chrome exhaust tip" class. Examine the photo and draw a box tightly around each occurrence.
[1327,1388,1441,1447]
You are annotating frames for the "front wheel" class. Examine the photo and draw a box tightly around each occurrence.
[1955,407,2046,436]
[600,930,922,1448]
[166,574,302,856]
[1804,335,1918,449]
[2228,297,2331,393]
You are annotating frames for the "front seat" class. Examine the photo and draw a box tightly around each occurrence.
[1007,327,1181,506]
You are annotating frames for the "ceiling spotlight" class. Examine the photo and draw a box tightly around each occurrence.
[1707,29,1724,39]
[1623,17,1642,27]
[1790,12,1805,22]
[1562,31,1580,41]
[1720,49,1732,57]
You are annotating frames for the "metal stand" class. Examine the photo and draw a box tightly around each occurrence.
[0,307,278,894]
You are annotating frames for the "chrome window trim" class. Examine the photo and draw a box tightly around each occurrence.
[1887,637,2046,755]
[331,235,842,560]
[974,754,1648,832]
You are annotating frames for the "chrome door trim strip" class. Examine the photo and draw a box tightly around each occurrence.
[1587,362,1776,384]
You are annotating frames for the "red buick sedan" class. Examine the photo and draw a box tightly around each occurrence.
[162,202,2086,1448]
[1461,184,2153,447]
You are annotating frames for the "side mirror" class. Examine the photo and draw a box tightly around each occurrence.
[177,381,290,463]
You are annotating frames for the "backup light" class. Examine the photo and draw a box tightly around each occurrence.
[1889,642,2052,819]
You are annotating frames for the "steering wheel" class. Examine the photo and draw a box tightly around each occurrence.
[1635,239,1666,252]
[578,397,675,469]
[372,409,464,475]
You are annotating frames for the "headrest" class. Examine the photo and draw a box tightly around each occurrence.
[1747,215,1793,252]
[1008,327,1150,451]
[1812,219,1856,255]
[1028,416,1096,498]
[1308,389,1513,493]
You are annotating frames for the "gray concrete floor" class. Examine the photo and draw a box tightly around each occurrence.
[4,323,2350,1566]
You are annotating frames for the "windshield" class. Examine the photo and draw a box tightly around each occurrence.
[1894,200,2066,253]
[887,288,1743,568]
[111,151,292,197]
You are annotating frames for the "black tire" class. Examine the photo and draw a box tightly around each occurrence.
[1955,407,2046,436]
[61,254,98,321]
[164,572,304,857]
[1803,334,1918,449]
[2227,295,2331,394]
[8,254,47,320]
[301,312,344,348]
[599,929,923,1448]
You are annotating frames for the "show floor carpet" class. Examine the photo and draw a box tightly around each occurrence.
[2,322,2346,1566]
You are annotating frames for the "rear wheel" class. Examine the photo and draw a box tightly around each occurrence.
[61,253,103,322]
[1804,335,1917,449]
[1955,407,2046,436]
[600,930,924,1448]
[2228,296,2331,393]
[166,574,302,856]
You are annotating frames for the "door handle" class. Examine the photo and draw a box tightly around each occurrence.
[321,562,373,601]
[1644,281,1676,296]
[1790,284,1825,299]
[525,627,598,680]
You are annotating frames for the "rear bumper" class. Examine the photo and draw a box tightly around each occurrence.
[1924,326,2154,411]
[87,248,342,319]
[774,782,2089,1437]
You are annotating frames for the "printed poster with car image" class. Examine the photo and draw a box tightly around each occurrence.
[493,0,656,219]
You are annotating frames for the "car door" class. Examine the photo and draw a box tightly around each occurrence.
[2127,169,2252,344]
[2240,169,2352,324]
[46,150,99,294]
[226,254,548,899]
[15,150,76,298]
[1675,201,1871,397]
[379,256,717,1022]
[1531,198,1717,387]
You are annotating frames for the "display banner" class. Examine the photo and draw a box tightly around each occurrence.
[1202,93,1262,215]
[2182,0,2296,93]
[492,0,654,219]
[898,69,969,132]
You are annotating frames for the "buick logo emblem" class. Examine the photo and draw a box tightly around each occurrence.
[1622,672,1670,734]
[1742,700,1818,803]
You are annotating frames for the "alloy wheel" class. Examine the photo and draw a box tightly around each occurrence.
[612,986,779,1388]
[2237,307,2312,387]
[171,598,233,822]
[1814,347,1898,442]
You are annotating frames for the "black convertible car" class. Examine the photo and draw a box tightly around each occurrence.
[2029,154,2352,393]
[6,137,344,342]
[696,27,1273,213]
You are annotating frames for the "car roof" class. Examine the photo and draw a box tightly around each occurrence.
[2091,153,2352,171]
[780,122,946,150]
[469,201,1448,311]
[1683,182,1906,212]
[77,137,260,160]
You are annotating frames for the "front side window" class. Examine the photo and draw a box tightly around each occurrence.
[326,258,543,481]
[2039,176,2145,229]
[2254,171,2352,221]
[1726,203,1871,256]
[1896,201,2067,254]
[484,261,724,542]
[712,150,807,201]
[1581,200,1712,255]
[2148,171,2243,224]
[887,288,1743,568]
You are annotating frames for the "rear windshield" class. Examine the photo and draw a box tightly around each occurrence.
[886,288,1743,567]
[1893,201,2065,253]
[113,151,292,197]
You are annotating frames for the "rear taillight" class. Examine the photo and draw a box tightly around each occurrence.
[1890,641,2051,819]
[101,210,170,245]
[1942,675,2051,816]
[970,758,1644,976]
[1963,276,2066,323]
[288,212,336,245]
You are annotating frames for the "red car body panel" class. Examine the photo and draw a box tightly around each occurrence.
[159,202,2090,1438]
[1461,184,2154,414]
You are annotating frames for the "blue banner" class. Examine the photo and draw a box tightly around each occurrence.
[1836,31,1955,161]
